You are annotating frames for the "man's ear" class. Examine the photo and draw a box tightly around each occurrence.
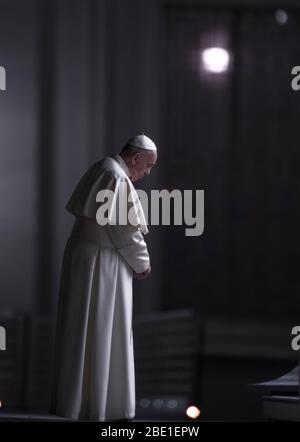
[132,152,140,164]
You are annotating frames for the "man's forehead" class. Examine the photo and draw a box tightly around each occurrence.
[144,151,157,163]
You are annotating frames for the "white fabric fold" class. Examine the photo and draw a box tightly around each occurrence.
[50,155,151,422]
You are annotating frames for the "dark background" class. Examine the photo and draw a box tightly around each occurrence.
[0,0,299,420]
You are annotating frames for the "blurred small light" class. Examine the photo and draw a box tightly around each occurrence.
[0,400,2,408]
[167,399,178,409]
[186,405,201,419]
[153,399,164,408]
[275,9,288,25]
[202,47,230,73]
[139,398,151,408]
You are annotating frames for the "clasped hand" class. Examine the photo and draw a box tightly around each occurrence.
[133,265,151,280]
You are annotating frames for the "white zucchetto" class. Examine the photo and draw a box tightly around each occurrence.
[127,134,157,151]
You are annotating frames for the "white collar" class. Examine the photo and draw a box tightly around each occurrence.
[113,153,131,178]
[110,154,148,235]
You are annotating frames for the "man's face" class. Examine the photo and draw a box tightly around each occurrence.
[130,151,157,182]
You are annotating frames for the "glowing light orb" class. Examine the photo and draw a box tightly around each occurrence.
[186,405,201,419]
[202,47,230,73]
[275,9,288,25]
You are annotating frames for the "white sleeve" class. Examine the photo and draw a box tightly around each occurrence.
[99,174,150,273]
[105,224,150,273]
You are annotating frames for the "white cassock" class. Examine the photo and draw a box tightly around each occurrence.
[50,154,150,421]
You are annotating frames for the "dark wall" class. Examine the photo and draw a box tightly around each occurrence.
[162,4,300,324]
[0,0,38,313]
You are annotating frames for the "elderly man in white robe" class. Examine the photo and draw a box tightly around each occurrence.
[50,134,158,422]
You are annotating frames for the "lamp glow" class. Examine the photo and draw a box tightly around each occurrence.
[275,9,288,25]
[186,405,201,419]
[202,47,230,73]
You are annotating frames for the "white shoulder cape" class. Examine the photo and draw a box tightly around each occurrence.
[65,156,148,235]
